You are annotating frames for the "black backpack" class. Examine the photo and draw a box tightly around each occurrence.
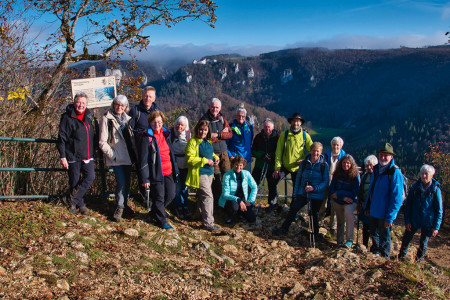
[387,165,409,203]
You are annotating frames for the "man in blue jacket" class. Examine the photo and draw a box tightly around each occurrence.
[364,143,404,259]
[227,106,254,172]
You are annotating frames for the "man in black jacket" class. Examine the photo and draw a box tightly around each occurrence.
[200,98,232,203]
[129,86,162,204]
[57,92,96,215]
[251,118,280,212]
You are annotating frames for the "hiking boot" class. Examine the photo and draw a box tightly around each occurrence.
[272,227,288,236]
[343,240,353,249]
[64,193,77,214]
[79,206,89,216]
[182,207,192,220]
[161,223,174,230]
[68,205,78,215]
[123,205,135,218]
[113,206,124,222]
[265,203,277,213]
[174,206,185,219]
[203,224,220,232]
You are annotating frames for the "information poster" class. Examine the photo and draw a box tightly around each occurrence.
[71,76,116,108]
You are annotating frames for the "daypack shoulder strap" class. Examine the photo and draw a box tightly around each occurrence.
[366,170,380,211]
[107,119,114,145]
[302,130,306,148]
[281,130,289,164]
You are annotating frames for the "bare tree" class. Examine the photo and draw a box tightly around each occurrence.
[5,0,217,107]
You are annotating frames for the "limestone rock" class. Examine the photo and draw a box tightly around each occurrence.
[165,239,178,247]
[63,232,76,239]
[222,244,238,255]
[56,279,70,291]
[209,250,224,262]
[288,282,305,294]
[215,235,230,242]
[76,252,89,264]
[123,228,139,237]
[222,255,235,266]
[195,241,210,252]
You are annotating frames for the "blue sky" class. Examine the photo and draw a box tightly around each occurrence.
[149,0,448,46]
[138,0,449,65]
[29,0,450,66]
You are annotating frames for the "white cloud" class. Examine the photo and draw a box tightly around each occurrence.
[134,43,280,69]
[442,4,450,19]
[285,33,448,50]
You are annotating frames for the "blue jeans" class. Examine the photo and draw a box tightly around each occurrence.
[370,217,392,258]
[399,227,431,261]
[175,168,189,208]
[112,165,132,207]
[68,160,95,207]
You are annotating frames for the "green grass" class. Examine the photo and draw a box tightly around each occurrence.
[309,127,351,141]
[52,255,74,270]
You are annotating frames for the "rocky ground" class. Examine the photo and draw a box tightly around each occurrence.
[0,199,448,299]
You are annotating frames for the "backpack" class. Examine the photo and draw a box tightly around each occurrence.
[366,164,409,211]
[107,119,114,145]
[387,165,409,203]
[297,158,327,183]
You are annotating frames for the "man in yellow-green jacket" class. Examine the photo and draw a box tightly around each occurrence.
[273,112,313,192]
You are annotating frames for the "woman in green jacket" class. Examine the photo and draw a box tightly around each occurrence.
[185,120,220,232]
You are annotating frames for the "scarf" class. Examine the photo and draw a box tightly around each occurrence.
[111,109,127,130]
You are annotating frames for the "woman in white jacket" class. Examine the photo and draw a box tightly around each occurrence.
[99,95,136,222]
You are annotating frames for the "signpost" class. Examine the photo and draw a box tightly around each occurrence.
[71,76,116,108]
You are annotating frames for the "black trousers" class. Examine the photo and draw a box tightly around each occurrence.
[68,160,95,207]
[150,175,176,226]
[281,195,323,235]
[252,166,279,205]
[224,200,256,223]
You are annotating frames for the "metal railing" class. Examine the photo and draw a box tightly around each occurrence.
[0,136,448,226]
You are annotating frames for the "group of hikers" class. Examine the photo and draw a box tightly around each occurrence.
[57,86,443,263]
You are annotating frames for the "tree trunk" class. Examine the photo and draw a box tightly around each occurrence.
[36,52,73,108]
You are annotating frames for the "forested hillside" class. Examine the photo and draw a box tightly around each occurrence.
[148,46,450,177]
[73,46,450,178]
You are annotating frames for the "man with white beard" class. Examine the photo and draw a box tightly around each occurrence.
[364,143,404,259]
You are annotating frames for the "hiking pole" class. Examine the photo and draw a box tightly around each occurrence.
[255,162,269,215]
[355,213,360,249]
[355,202,362,249]
[146,187,151,212]
[306,181,315,248]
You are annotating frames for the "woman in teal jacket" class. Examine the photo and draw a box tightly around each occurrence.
[398,164,443,262]
[219,155,258,224]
